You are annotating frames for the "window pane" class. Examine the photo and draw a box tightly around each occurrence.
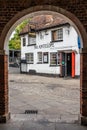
[52,30,57,41]
[25,53,33,63]
[52,28,63,41]
[50,53,57,65]
[38,52,42,63]
[23,37,26,46]
[57,28,63,40]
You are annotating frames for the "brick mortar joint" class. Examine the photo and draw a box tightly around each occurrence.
[0,50,5,55]
[80,48,87,54]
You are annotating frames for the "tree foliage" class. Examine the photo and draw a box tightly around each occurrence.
[9,19,29,50]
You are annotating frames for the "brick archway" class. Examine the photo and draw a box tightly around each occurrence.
[1,5,87,51]
[0,4,87,125]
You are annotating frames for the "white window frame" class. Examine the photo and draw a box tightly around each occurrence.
[37,52,49,64]
[22,37,26,46]
[37,52,42,63]
[50,52,61,66]
[52,28,63,41]
[25,53,34,64]
[50,52,57,65]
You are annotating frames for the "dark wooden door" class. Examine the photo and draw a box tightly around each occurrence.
[67,53,72,76]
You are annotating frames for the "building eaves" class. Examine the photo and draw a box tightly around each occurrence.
[35,23,70,32]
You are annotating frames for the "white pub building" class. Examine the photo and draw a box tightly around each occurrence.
[20,15,80,78]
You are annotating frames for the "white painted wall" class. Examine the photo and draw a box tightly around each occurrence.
[20,25,80,76]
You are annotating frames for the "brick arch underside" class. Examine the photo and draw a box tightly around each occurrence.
[0,2,87,125]
[0,1,87,50]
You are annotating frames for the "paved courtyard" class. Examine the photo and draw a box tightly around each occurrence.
[8,67,80,124]
[0,67,86,130]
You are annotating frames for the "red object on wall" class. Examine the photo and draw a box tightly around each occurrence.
[72,52,75,77]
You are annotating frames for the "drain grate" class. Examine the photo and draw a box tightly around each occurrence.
[25,110,38,114]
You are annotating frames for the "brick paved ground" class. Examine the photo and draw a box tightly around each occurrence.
[8,67,80,123]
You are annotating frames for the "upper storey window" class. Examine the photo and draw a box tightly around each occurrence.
[52,28,63,41]
[22,37,26,46]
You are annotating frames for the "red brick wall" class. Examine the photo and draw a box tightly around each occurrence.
[80,52,87,114]
[80,50,87,125]
[0,0,87,36]
[0,55,9,122]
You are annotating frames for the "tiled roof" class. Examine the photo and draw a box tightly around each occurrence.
[20,15,68,35]
[20,24,29,34]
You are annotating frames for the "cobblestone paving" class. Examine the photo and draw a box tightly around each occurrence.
[9,67,80,123]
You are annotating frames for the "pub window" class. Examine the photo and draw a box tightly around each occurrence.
[52,28,63,41]
[37,52,42,63]
[23,37,26,46]
[50,52,57,65]
[25,53,34,64]
[43,52,48,63]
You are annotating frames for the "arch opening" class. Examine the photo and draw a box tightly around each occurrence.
[4,9,84,54]
[1,5,87,124]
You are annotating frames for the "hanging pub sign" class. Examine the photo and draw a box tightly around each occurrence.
[78,36,81,49]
